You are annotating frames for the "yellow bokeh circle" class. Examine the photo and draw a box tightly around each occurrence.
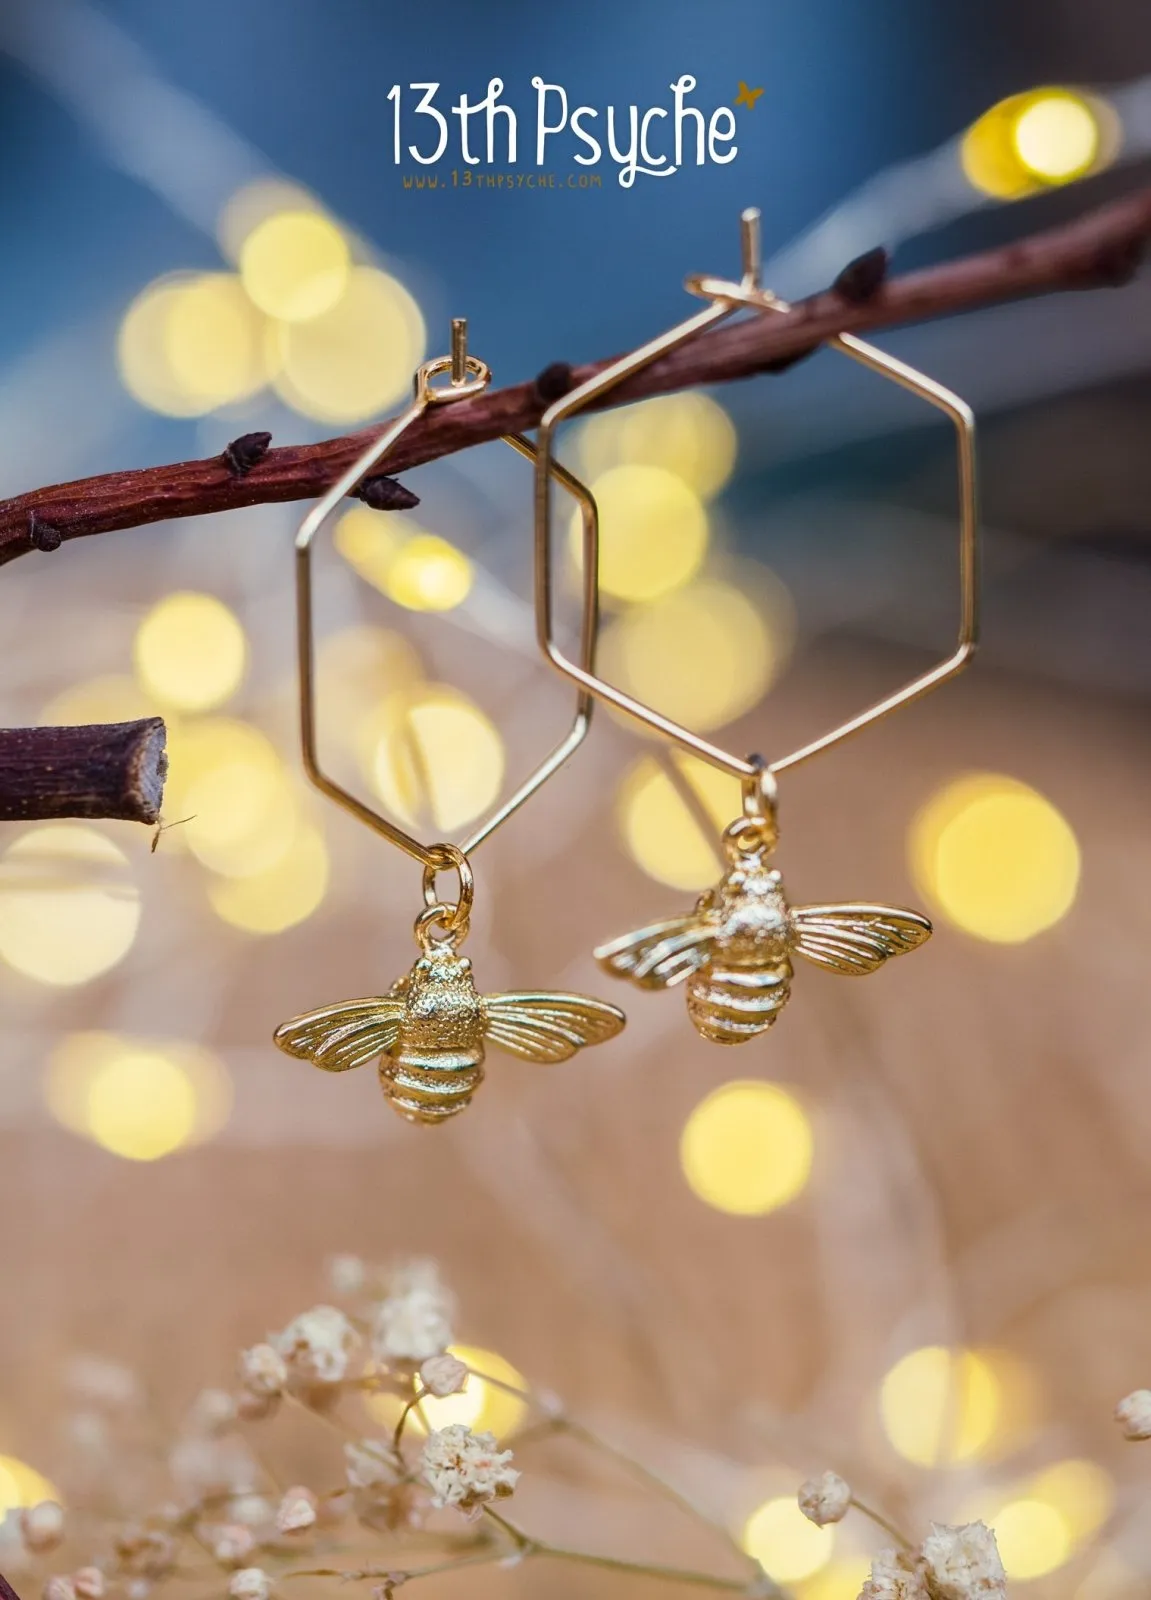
[681,1081,813,1216]
[118,273,268,416]
[0,1457,58,1515]
[743,1496,834,1583]
[993,1498,1072,1580]
[271,265,426,423]
[47,1032,232,1162]
[134,592,247,713]
[574,465,708,603]
[207,826,329,934]
[0,826,140,986]
[577,391,738,500]
[368,1345,527,1442]
[617,754,740,891]
[880,1346,1000,1466]
[601,576,781,734]
[386,535,474,612]
[961,88,1114,199]
[240,211,350,322]
[910,773,1079,943]
[370,686,505,833]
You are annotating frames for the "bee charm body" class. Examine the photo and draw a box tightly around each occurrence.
[275,930,625,1126]
[596,805,931,1044]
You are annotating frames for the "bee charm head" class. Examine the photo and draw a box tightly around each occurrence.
[274,889,625,1127]
[596,774,932,1044]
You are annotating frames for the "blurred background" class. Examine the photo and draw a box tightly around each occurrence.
[1,0,1151,1594]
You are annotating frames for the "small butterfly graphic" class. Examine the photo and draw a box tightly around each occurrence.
[735,82,765,111]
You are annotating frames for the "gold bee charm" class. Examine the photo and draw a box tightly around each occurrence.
[274,892,625,1125]
[595,774,930,1044]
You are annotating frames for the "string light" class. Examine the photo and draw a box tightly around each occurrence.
[910,774,1080,943]
[367,1346,527,1440]
[133,593,247,713]
[0,1458,58,1515]
[270,265,426,423]
[743,1496,834,1583]
[217,178,325,262]
[992,1498,1072,1580]
[617,753,740,890]
[207,826,329,934]
[0,826,139,986]
[961,88,1116,199]
[118,273,268,416]
[574,465,708,602]
[880,1346,1000,1466]
[239,211,350,322]
[369,686,504,832]
[386,535,474,612]
[680,1081,813,1216]
[577,392,738,499]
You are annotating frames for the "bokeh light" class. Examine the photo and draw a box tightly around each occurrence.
[118,273,268,416]
[47,1033,233,1162]
[335,507,406,593]
[910,774,1080,943]
[40,674,163,728]
[573,465,708,603]
[0,1458,58,1515]
[207,825,329,934]
[577,392,738,499]
[367,1345,527,1441]
[880,1346,999,1466]
[159,718,302,880]
[799,1558,872,1600]
[369,685,504,832]
[743,1495,834,1583]
[0,826,140,986]
[240,211,350,322]
[681,1082,813,1216]
[617,753,740,890]
[133,593,247,713]
[961,89,1116,199]
[386,535,474,611]
[601,573,788,733]
[271,265,426,423]
[317,625,425,760]
[1029,1459,1113,1544]
[217,178,324,262]
[993,1498,1072,1580]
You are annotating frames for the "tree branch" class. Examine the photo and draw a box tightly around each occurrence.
[0,719,167,823]
[2,186,1149,569]
[1,184,1149,825]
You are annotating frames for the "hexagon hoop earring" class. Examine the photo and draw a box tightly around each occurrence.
[533,212,980,1044]
[273,316,627,1129]
[296,316,602,881]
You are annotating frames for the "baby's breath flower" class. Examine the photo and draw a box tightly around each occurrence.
[238,1345,288,1399]
[860,1548,929,1600]
[185,1388,236,1437]
[228,1496,273,1528]
[66,1355,140,1410]
[228,1569,272,1600]
[921,1522,1006,1600]
[420,1424,518,1515]
[420,1354,468,1399]
[206,1524,256,1566]
[21,1501,66,1553]
[344,1439,396,1491]
[1115,1388,1151,1440]
[372,1264,455,1365]
[274,1488,317,1535]
[327,1255,367,1297]
[235,1390,278,1424]
[113,1528,178,1581]
[271,1306,360,1386]
[798,1470,851,1526]
[73,1568,105,1600]
[43,1578,76,1600]
[169,1436,256,1499]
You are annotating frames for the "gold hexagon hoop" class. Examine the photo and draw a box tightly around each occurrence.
[297,318,601,875]
[533,211,978,784]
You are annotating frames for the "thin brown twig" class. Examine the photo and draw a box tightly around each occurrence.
[1,184,1149,827]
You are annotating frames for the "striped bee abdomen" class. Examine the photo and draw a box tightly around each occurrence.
[378,1046,485,1125]
[686,958,792,1045]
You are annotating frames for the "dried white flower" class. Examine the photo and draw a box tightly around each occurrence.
[860,1548,929,1600]
[43,1579,76,1600]
[73,1568,105,1600]
[372,1264,455,1364]
[206,1524,256,1566]
[798,1470,851,1526]
[420,1424,519,1515]
[238,1344,288,1399]
[420,1354,468,1398]
[327,1255,367,1297]
[344,1438,397,1491]
[271,1305,360,1386]
[169,1435,256,1498]
[921,1522,1006,1600]
[20,1501,66,1553]
[1115,1388,1151,1440]
[228,1496,273,1529]
[125,1583,150,1600]
[185,1388,236,1437]
[274,1487,317,1535]
[228,1569,272,1600]
[66,1412,108,1454]
[66,1355,140,1409]
[113,1529,178,1581]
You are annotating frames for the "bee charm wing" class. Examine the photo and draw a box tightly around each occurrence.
[273,996,405,1072]
[791,904,932,975]
[594,915,716,990]
[483,993,625,1064]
